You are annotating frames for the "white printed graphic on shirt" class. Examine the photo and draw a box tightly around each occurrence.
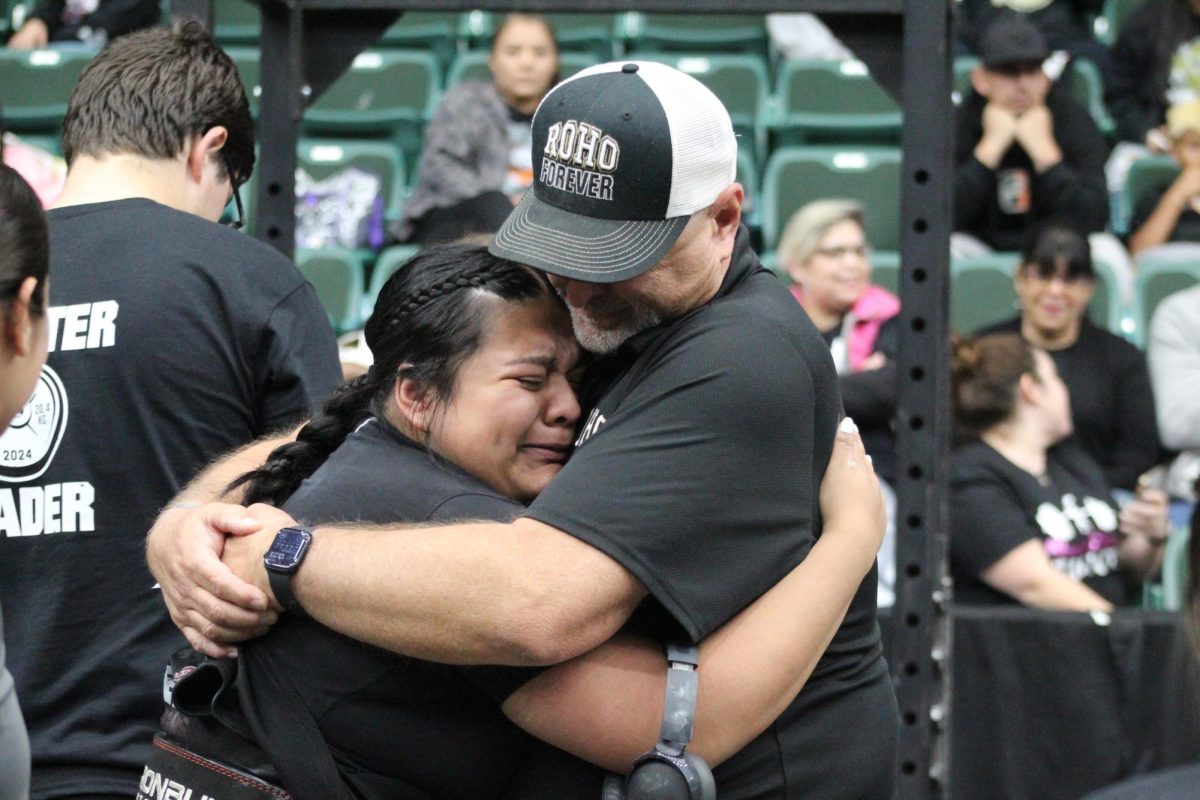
[0,364,68,483]
[1036,492,1121,581]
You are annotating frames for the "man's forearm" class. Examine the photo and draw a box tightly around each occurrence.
[272,517,647,666]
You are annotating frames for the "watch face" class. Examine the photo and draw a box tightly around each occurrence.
[264,526,312,571]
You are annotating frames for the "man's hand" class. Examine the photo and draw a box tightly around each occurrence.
[221,503,302,611]
[7,18,49,50]
[1013,105,1063,172]
[975,102,1018,169]
[147,503,277,657]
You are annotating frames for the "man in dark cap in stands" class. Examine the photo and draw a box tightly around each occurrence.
[954,13,1109,254]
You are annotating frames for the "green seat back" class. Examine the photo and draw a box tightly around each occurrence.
[769,59,901,146]
[213,0,259,45]
[305,50,441,132]
[1133,256,1200,344]
[0,48,95,132]
[619,12,767,56]
[297,138,406,222]
[951,254,1021,334]
[762,146,902,252]
[1118,155,1180,236]
[296,248,366,335]
[366,244,421,316]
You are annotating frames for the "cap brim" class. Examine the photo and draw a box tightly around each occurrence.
[489,189,690,284]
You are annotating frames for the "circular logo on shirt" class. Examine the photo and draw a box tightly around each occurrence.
[0,365,69,483]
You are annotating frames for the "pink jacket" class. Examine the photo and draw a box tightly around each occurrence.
[789,283,901,372]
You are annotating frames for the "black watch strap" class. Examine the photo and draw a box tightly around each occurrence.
[268,568,303,615]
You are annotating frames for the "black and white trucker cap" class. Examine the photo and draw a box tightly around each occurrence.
[489,61,738,284]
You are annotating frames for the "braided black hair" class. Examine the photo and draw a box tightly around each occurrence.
[229,243,554,507]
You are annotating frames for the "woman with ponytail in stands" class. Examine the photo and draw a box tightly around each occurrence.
[949,332,1170,610]
[154,243,888,799]
[0,165,51,800]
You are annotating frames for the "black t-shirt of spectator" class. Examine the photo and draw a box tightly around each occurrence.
[1130,181,1200,246]
[951,439,1131,606]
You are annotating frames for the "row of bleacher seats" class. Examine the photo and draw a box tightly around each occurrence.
[298,241,1200,349]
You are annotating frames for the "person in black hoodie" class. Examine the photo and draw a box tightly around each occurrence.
[954,14,1109,253]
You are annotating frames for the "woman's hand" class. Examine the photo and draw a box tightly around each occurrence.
[1120,486,1170,545]
[819,417,887,569]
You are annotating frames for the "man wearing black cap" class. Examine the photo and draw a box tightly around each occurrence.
[148,61,899,799]
[954,13,1109,253]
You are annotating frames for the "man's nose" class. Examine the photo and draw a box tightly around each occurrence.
[552,277,601,308]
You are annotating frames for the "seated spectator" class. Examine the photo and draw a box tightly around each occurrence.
[1148,282,1200,506]
[394,13,559,244]
[777,198,899,480]
[1107,0,1200,148]
[954,14,1109,255]
[980,225,1161,491]
[950,332,1169,610]
[1129,100,1200,257]
[777,198,900,605]
[6,0,160,49]
[956,2,1111,78]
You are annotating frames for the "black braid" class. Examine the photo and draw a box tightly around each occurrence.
[226,372,381,507]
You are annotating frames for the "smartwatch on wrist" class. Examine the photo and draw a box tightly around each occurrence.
[263,525,313,614]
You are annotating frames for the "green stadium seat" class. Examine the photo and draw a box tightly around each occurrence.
[635,52,769,162]
[445,49,598,89]
[213,0,259,45]
[223,46,260,117]
[296,248,366,334]
[1117,154,1180,236]
[761,146,902,252]
[951,253,1022,334]
[0,48,95,133]
[303,50,441,171]
[379,11,487,67]
[953,56,979,103]
[297,138,406,224]
[870,250,902,296]
[1095,0,1144,44]
[1132,255,1200,346]
[366,244,421,315]
[1062,57,1114,138]
[767,59,902,147]
[736,146,761,233]
[618,12,767,57]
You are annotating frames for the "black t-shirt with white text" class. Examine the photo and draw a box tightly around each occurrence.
[0,199,341,798]
[524,226,899,799]
[951,439,1131,606]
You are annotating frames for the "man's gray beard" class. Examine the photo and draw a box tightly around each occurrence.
[568,304,662,354]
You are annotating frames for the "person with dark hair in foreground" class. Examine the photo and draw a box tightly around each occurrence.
[0,165,52,800]
[949,332,1168,609]
[0,23,340,798]
[154,244,886,798]
[149,61,899,798]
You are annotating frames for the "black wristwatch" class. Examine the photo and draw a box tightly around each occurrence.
[263,525,313,614]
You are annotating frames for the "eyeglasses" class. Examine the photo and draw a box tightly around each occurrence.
[814,244,871,260]
[221,152,245,230]
[224,175,245,231]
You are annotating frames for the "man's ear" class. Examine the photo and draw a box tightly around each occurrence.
[4,276,39,357]
[970,66,990,98]
[186,126,230,184]
[393,373,435,433]
[1018,371,1040,406]
[711,182,744,256]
